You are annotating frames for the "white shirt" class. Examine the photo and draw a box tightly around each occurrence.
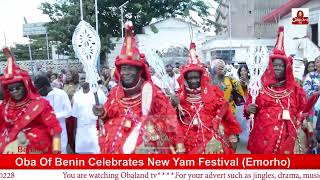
[108,80,117,90]
[166,74,180,94]
[152,74,180,95]
[45,88,72,154]
[72,88,107,153]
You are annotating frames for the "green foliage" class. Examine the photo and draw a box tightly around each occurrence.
[39,0,214,64]
[0,53,5,62]
[11,35,52,61]
[12,44,30,60]
[150,24,159,33]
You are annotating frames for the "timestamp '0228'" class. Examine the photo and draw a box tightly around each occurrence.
[0,172,15,178]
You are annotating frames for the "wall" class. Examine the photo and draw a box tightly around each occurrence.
[0,59,81,74]
[142,18,202,50]
[230,0,255,38]
[254,0,289,38]
[216,0,288,38]
[201,39,275,63]
[278,16,308,56]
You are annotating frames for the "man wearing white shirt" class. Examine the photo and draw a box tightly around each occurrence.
[34,75,72,154]
[72,73,107,154]
[165,64,180,95]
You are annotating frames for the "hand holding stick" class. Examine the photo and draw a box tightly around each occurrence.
[246,46,269,131]
[72,20,105,136]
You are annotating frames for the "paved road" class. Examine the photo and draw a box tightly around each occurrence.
[236,139,250,154]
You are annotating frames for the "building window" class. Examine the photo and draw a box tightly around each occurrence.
[210,50,235,64]
[311,23,319,46]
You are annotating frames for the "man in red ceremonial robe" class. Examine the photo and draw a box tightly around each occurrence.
[176,42,241,154]
[245,27,308,154]
[93,22,185,154]
[0,48,62,154]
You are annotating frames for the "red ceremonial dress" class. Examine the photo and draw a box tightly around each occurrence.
[0,48,61,154]
[244,27,307,154]
[98,22,184,154]
[177,43,241,154]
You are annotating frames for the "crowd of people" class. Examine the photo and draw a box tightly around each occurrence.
[0,25,319,154]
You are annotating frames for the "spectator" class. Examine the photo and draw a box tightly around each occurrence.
[303,61,315,82]
[210,59,245,115]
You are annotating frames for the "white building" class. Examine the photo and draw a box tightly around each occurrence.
[107,18,206,68]
[263,0,320,79]
[263,0,320,62]
[200,38,275,64]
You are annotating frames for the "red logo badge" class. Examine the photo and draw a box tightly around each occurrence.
[292,8,309,25]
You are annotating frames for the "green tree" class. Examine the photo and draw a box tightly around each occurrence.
[212,0,228,34]
[1,45,31,61]
[12,44,30,60]
[40,0,214,65]
[11,35,52,61]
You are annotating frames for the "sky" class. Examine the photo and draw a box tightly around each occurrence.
[0,0,54,47]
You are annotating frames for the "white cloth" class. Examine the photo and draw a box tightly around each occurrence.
[72,88,107,154]
[162,74,179,95]
[108,80,117,90]
[45,88,72,154]
[235,105,249,142]
[172,74,180,91]
[151,75,163,89]
[315,98,320,111]
[99,84,109,96]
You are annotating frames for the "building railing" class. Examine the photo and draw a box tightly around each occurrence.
[0,59,81,74]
